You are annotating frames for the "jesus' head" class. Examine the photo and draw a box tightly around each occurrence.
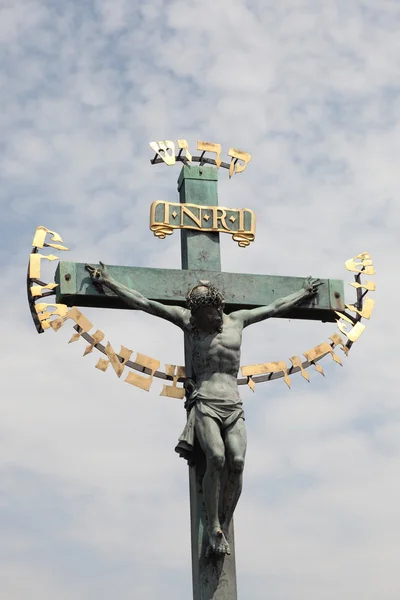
[186,283,225,334]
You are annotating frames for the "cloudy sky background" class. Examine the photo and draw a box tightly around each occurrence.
[1,1,400,598]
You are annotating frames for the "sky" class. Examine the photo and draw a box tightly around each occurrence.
[1,0,400,598]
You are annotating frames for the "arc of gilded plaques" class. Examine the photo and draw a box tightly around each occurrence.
[27,226,187,396]
[240,252,376,391]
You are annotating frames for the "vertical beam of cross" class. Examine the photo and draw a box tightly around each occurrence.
[178,165,238,600]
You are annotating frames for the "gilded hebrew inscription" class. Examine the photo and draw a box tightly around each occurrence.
[149,139,252,176]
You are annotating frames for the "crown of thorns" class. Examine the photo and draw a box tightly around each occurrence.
[186,283,225,311]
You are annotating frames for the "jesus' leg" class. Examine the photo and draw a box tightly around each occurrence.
[195,412,230,555]
[221,418,247,539]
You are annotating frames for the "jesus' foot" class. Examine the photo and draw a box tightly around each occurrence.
[207,527,231,556]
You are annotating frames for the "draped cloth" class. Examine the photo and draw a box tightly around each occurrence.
[174,380,244,466]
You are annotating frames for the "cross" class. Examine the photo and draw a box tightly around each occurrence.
[53,165,345,600]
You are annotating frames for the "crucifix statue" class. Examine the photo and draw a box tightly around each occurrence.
[28,140,375,600]
[85,262,322,556]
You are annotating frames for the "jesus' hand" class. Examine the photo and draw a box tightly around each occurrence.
[303,277,323,297]
[85,261,111,286]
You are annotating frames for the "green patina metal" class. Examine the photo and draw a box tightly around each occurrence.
[178,165,221,271]
[55,263,344,322]
[178,167,238,600]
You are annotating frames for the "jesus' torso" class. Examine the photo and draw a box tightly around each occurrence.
[185,313,243,400]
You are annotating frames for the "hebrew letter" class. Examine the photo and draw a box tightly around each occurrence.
[149,140,176,165]
[83,330,105,356]
[160,365,186,399]
[197,141,222,168]
[177,139,193,162]
[29,253,59,280]
[289,356,310,382]
[241,360,291,388]
[304,341,343,368]
[30,282,58,297]
[227,148,251,178]
[95,343,133,378]
[329,333,349,356]
[32,226,69,251]
[345,252,375,275]
[66,308,95,343]
[336,318,366,342]
[125,353,161,391]
[50,306,93,343]
[51,307,92,335]
[345,297,375,320]
[35,303,69,329]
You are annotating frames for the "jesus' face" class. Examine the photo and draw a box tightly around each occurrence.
[189,286,223,333]
[192,304,223,333]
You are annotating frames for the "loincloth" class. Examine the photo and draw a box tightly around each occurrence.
[175,395,244,465]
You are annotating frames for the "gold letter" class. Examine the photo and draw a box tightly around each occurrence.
[329,333,349,356]
[50,306,93,336]
[96,343,133,378]
[149,141,176,166]
[303,342,342,371]
[177,139,192,162]
[160,365,186,399]
[32,226,69,251]
[83,330,105,356]
[345,252,375,275]
[212,207,229,231]
[345,297,375,320]
[35,303,69,329]
[336,317,366,342]
[125,353,161,391]
[181,205,202,228]
[227,148,251,178]
[29,253,59,280]
[241,360,291,388]
[289,356,310,382]
[197,141,222,168]
[30,282,58,297]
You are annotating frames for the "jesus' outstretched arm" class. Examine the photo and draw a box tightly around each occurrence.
[230,277,323,328]
[85,262,189,329]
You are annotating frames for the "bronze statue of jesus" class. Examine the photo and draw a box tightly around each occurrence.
[86,262,321,557]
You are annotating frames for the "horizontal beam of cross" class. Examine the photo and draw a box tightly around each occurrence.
[55,261,345,323]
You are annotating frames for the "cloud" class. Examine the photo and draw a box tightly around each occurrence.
[1,0,399,598]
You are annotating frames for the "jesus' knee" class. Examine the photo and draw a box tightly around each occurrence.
[231,455,245,473]
[210,450,225,471]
